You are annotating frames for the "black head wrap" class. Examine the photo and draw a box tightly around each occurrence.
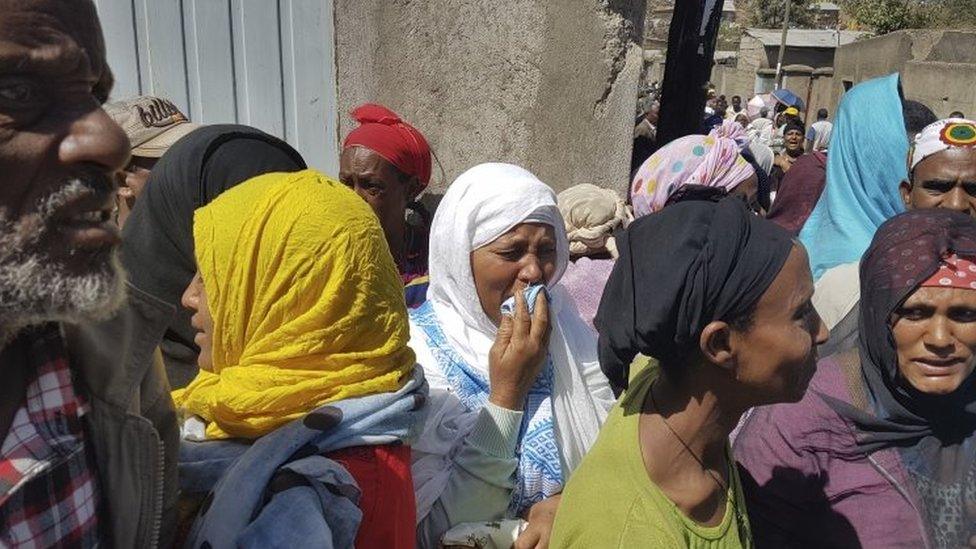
[824,209,976,546]
[662,184,728,208]
[783,121,806,136]
[122,124,306,356]
[595,198,794,393]
[739,147,771,212]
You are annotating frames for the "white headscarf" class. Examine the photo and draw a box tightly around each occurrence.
[411,163,614,519]
[746,118,774,148]
[909,118,976,171]
[748,140,775,176]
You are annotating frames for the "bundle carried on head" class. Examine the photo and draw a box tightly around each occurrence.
[557,184,631,258]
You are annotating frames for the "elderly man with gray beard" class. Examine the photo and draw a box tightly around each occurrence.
[0,1,178,547]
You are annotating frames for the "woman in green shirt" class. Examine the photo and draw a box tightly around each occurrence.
[551,199,829,548]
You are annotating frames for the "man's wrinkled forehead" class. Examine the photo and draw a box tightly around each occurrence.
[0,0,107,81]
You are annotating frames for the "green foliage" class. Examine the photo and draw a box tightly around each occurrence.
[718,20,745,48]
[746,0,976,34]
[916,0,976,29]
[843,0,924,34]
[748,0,816,28]
[843,0,976,33]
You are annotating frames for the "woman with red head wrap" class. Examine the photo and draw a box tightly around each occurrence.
[340,104,432,307]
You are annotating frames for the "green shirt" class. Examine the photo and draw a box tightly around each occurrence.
[550,365,753,548]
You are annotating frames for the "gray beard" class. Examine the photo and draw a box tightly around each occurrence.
[0,180,126,344]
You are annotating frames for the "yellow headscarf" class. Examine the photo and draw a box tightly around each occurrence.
[172,169,415,439]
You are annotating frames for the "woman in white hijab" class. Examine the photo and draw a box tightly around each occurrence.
[411,163,615,548]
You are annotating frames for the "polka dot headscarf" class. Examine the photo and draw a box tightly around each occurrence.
[920,253,976,290]
[630,133,755,218]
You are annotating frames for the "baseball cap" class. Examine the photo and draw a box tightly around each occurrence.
[104,96,201,158]
[783,107,800,116]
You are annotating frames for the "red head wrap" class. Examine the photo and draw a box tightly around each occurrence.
[343,103,432,189]
[920,253,976,290]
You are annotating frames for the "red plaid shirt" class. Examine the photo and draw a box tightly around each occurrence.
[0,324,101,547]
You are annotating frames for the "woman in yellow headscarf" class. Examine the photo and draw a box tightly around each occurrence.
[174,170,422,548]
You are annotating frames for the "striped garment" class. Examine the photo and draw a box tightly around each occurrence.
[0,325,101,548]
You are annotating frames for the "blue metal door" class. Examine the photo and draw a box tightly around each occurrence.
[94,0,339,175]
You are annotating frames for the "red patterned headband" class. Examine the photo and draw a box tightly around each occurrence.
[920,253,976,290]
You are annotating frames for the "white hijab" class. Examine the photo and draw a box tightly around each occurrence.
[747,118,774,148]
[411,163,614,519]
[747,140,775,176]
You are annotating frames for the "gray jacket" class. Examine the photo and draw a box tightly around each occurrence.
[64,283,180,548]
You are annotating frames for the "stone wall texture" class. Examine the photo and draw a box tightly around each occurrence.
[833,30,976,118]
[334,0,647,195]
[711,64,756,100]
[712,34,767,99]
[713,34,840,102]
[807,74,835,121]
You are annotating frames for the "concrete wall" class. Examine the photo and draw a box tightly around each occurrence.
[831,32,912,102]
[714,34,837,101]
[335,0,647,195]
[644,0,673,47]
[643,50,666,85]
[911,30,976,64]
[712,64,756,100]
[780,73,812,100]
[901,61,976,117]
[762,46,836,70]
[712,35,764,98]
[832,30,976,117]
[739,34,768,70]
[807,74,835,122]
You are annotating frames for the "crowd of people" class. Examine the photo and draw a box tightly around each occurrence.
[2,1,975,548]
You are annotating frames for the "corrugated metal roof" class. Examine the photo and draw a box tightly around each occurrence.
[745,28,870,48]
[812,2,841,11]
[642,49,737,63]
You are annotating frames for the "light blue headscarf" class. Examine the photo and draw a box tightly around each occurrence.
[798,73,909,280]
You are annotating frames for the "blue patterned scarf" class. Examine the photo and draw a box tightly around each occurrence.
[411,301,563,516]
